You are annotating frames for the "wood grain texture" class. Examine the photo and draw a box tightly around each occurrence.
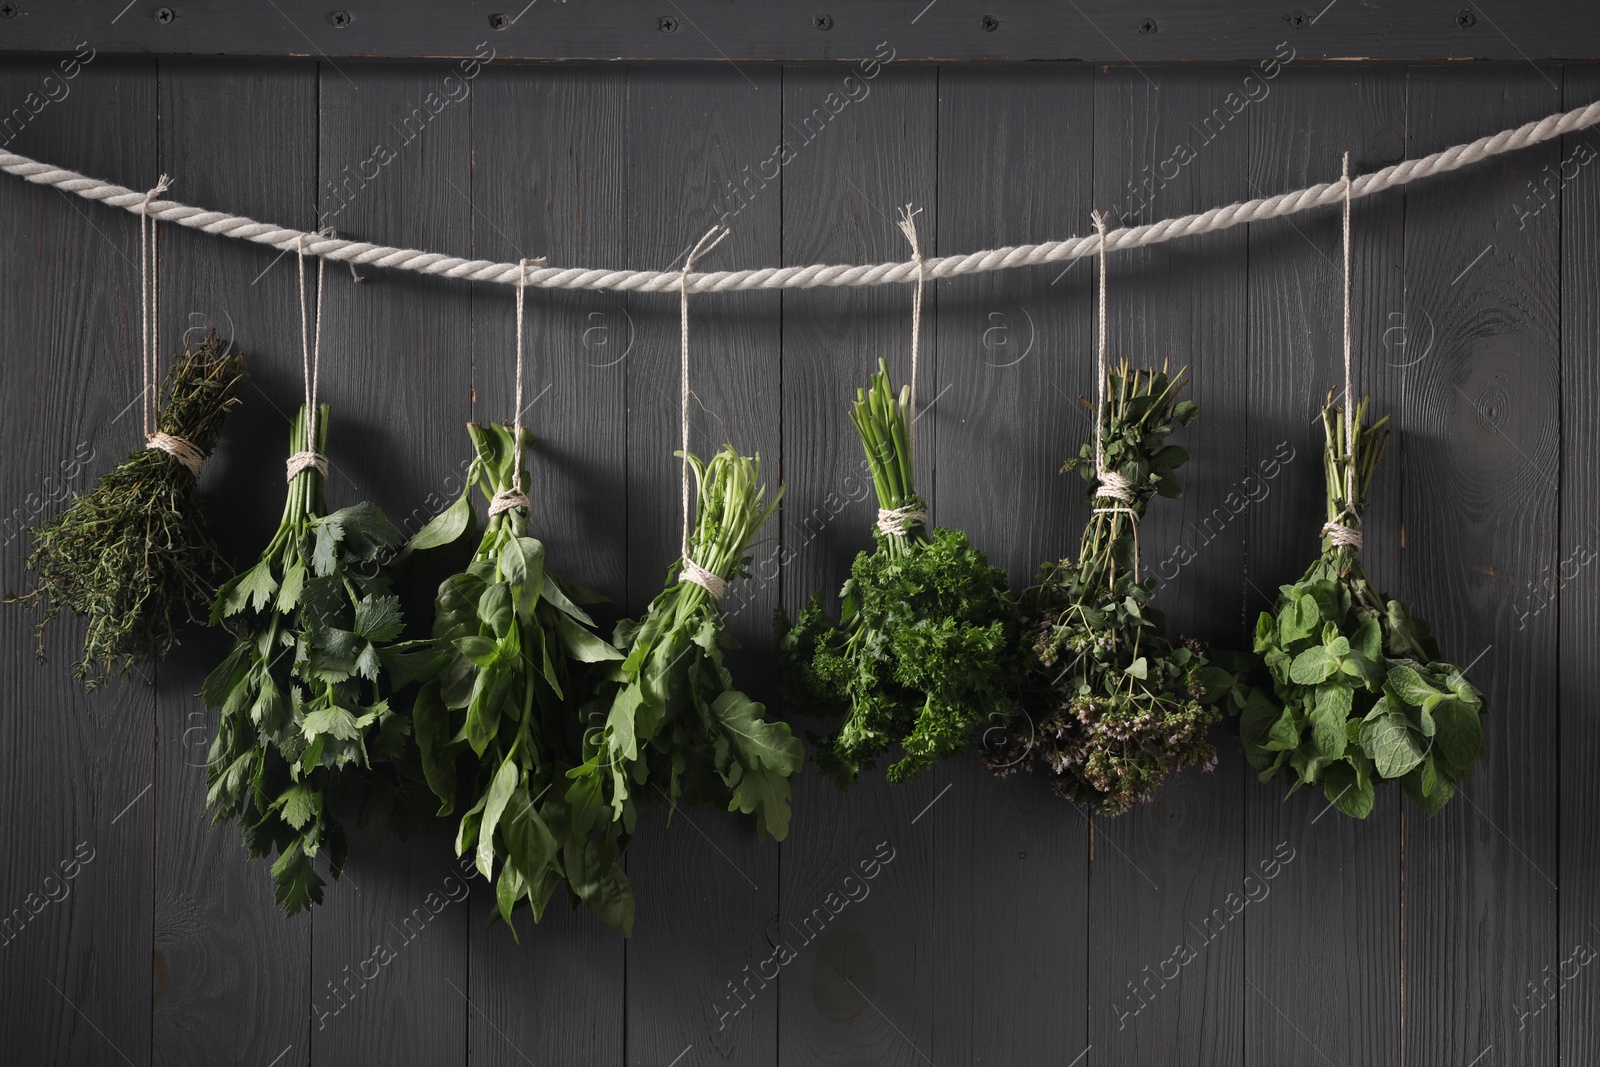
[1559,60,1600,1067]
[0,56,1590,1067]
[1397,67,1561,1067]
[152,58,318,1067]
[464,61,628,1067]
[5,1,1599,64]
[309,61,474,1065]
[1240,68,1407,1067]
[1083,67,1253,1067]
[619,63,785,1067]
[0,56,158,1067]
[774,60,939,1067]
[930,63,1093,1067]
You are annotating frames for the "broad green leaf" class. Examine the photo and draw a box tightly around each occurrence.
[453,635,500,669]
[302,705,362,742]
[477,758,520,879]
[409,489,475,553]
[541,574,597,626]
[1322,760,1375,819]
[1263,707,1301,752]
[1385,662,1442,708]
[1352,615,1382,663]
[555,613,624,663]
[1432,696,1484,769]
[1359,712,1428,779]
[1124,657,1149,681]
[353,594,404,644]
[499,536,546,615]
[1289,646,1338,685]
[411,681,458,813]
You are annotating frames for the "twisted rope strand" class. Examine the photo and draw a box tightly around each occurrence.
[3,97,1596,293]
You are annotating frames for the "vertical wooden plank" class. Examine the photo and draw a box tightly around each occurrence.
[1561,59,1600,1067]
[1087,66,1250,1066]
[153,58,317,1067]
[1241,67,1407,1067]
[776,58,939,1067]
[0,56,156,1067]
[1398,67,1560,1067]
[621,63,784,1067]
[310,60,473,1064]
[930,64,1092,1065]
[465,61,628,1066]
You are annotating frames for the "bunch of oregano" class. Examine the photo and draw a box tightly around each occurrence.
[776,360,1023,787]
[576,445,803,847]
[985,362,1240,815]
[9,333,245,689]
[407,422,634,937]
[203,404,435,914]
[1240,395,1486,818]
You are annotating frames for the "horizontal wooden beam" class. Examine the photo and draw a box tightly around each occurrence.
[0,0,1591,63]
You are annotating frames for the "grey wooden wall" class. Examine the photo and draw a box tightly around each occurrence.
[0,54,1594,1067]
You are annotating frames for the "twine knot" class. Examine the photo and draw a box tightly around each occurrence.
[681,557,726,600]
[1321,519,1363,549]
[1094,468,1134,503]
[285,450,328,481]
[875,504,927,537]
[488,488,529,517]
[145,431,204,477]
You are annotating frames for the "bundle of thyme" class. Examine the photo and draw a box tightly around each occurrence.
[8,333,245,689]
[986,362,1239,815]
[203,404,434,914]
[1241,395,1487,817]
[777,360,1023,786]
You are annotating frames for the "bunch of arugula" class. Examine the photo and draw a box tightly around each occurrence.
[203,404,433,914]
[10,333,245,688]
[776,360,1022,786]
[576,445,803,848]
[407,422,634,937]
[986,362,1239,815]
[1241,395,1486,818]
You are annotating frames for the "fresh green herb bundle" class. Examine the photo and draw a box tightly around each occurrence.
[986,362,1237,815]
[776,360,1022,787]
[9,334,245,688]
[203,404,430,914]
[407,422,634,937]
[1241,395,1486,818]
[577,445,802,847]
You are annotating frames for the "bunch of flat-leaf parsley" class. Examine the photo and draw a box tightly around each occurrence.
[203,404,435,914]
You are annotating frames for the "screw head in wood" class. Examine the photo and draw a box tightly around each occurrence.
[329,9,351,28]
[813,13,832,30]
[979,13,999,31]
[1287,9,1308,27]
[1138,16,1158,33]
[0,3,17,18]
[154,6,175,23]
[488,11,509,30]
[1456,8,1477,27]
[657,14,678,32]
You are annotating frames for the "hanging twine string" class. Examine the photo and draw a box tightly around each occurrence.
[1322,153,1363,551]
[286,232,329,481]
[136,175,205,477]
[489,256,542,518]
[678,226,731,600]
[1090,212,1136,515]
[876,205,930,539]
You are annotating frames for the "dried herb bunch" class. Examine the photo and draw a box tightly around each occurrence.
[987,361,1240,815]
[204,404,434,914]
[777,360,1023,787]
[9,333,245,688]
[1241,395,1487,818]
[408,422,636,937]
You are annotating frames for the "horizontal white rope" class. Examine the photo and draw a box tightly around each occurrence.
[3,96,1598,294]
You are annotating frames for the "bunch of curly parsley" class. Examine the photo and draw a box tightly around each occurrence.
[777,360,1022,786]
